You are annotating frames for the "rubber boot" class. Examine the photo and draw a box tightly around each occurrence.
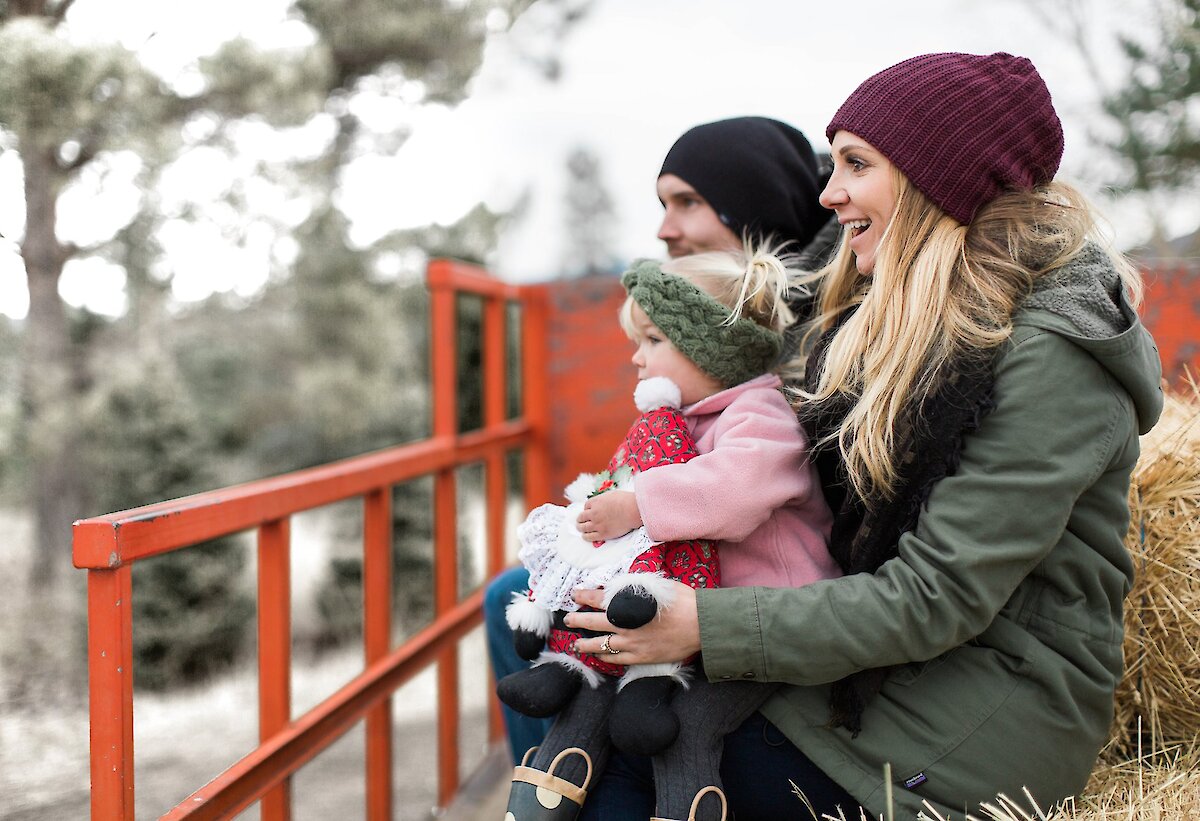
[651,786,727,821]
[506,746,594,820]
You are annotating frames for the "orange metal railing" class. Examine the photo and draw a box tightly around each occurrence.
[72,259,552,820]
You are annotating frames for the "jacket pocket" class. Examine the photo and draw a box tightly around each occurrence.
[888,650,952,687]
[873,643,1029,768]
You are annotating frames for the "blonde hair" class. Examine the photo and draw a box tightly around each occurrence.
[800,172,1143,500]
[619,239,799,349]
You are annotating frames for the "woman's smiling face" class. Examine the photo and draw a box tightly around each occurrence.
[819,131,898,275]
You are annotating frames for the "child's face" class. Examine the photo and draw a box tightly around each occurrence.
[627,303,723,405]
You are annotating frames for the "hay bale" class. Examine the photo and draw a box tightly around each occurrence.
[953,746,1200,820]
[833,747,1200,820]
[1069,746,1200,820]
[1110,381,1200,756]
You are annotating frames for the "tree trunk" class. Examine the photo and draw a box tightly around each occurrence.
[21,146,85,587]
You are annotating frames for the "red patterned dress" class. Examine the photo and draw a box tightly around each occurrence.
[516,379,719,677]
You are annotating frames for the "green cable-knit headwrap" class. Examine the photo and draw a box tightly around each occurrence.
[621,258,782,388]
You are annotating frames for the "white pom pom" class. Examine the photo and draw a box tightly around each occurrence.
[634,377,682,412]
[506,594,553,636]
[563,473,598,504]
[601,571,678,610]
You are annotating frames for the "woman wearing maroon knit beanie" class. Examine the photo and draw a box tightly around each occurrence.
[566,52,1163,820]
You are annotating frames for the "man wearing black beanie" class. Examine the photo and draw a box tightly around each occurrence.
[657,116,838,264]
[485,116,839,766]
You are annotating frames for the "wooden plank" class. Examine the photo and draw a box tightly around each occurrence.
[87,566,135,821]
[73,423,532,569]
[258,519,293,821]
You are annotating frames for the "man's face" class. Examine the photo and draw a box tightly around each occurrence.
[656,174,740,258]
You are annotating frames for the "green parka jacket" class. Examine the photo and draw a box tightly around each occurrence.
[695,250,1163,819]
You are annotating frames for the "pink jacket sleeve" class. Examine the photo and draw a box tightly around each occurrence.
[633,388,818,543]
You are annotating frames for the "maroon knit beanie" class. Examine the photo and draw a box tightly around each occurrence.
[826,52,1064,225]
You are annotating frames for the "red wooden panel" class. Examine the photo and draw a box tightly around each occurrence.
[1141,264,1200,385]
[539,275,637,497]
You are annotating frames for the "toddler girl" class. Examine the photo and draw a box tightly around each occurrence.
[500,242,840,821]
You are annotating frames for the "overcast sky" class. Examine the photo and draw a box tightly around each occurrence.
[0,0,1170,318]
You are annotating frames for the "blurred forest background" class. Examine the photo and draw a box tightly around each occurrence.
[0,0,600,698]
[0,1,597,816]
[0,0,1198,817]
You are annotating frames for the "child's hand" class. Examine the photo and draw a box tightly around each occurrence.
[577,490,642,542]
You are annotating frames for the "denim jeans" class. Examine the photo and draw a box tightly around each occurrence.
[578,712,861,821]
[484,565,553,762]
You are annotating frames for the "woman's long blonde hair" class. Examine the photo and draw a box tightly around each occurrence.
[798,170,1143,501]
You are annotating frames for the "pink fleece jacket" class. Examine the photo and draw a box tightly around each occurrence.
[633,373,840,589]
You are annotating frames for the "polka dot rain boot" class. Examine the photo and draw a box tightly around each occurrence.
[505,746,593,821]
[651,785,727,821]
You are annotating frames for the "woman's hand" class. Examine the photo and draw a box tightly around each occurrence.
[566,582,701,665]
[576,491,642,541]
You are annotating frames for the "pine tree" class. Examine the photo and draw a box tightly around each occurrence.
[1102,0,1200,195]
[0,0,590,586]
[77,355,255,689]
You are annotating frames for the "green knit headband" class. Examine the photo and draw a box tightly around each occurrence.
[621,259,782,388]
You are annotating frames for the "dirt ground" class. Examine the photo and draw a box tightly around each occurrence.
[0,510,500,821]
[3,666,495,820]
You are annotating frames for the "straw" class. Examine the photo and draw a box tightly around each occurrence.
[1110,378,1200,756]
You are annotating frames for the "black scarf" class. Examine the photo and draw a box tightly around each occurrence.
[799,316,999,736]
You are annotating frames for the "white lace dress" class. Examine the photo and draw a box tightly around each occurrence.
[516,498,660,613]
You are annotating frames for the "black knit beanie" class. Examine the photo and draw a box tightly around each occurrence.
[659,117,828,252]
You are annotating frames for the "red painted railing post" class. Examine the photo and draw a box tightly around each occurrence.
[430,268,461,810]
[363,488,394,820]
[258,518,293,820]
[521,286,552,510]
[483,294,509,742]
[87,563,135,821]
